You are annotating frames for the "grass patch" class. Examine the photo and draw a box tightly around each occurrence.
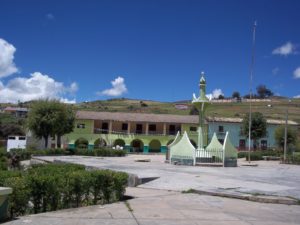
[124,201,133,212]
[181,189,196,194]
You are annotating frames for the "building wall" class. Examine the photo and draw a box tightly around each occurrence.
[208,121,282,150]
[74,119,94,134]
[64,120,202,153]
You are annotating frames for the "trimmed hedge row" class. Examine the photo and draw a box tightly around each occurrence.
[238,150,282,161]
[0,163,128,219]
[7,147,126,160]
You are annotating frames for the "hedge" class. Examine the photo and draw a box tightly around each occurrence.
[238,150,281,161]
[0,163,128,219]
[6,147,126,161]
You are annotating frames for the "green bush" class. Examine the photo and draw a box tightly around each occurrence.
[286,152,300,165]
[1,163,128,219]
[4,176,30,219]
[238,150,282,161]
[0,156,8,170]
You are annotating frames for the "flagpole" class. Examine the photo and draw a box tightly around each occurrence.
[248,21,257,163]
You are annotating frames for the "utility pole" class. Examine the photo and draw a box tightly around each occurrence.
[283,99,291,163]
[248,21,257,163]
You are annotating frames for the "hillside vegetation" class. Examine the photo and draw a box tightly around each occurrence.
[74,98,300,123]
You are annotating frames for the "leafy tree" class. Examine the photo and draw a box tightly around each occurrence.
[256,85,273,99]
[27,99,75,148]
[274,126,297,151]
[0,114,25,139]
[54,106,75,148]
[232,91,240,99]
[0,123,24,139]
[218,94,225,99]
[189,105,199,115]
[242,112,267,149]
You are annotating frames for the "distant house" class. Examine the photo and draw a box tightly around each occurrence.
[7,136,27,151]
[174,104,189,110]
[3,107,29,118]
[207,116,299,150]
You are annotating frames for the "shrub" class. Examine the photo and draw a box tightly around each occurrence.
[0,156,8,170]
[1,163,128,219]
[238,150,282,161]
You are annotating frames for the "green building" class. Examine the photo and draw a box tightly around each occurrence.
[65,111,208,153]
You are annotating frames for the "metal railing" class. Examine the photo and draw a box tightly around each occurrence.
[195,148,223,164]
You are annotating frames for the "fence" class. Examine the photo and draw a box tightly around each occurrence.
[195,148,224,164]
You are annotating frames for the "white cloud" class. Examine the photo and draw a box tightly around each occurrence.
[272,42,297,56]
[46,13,55,20]
[98,76,127,97]
[0,72,77,103]
[293,95,300,98]
[0,38,19,78]
[60,98,76,104]
[212,89,224,99]
[293,67,300,79]
[272,67,279,75]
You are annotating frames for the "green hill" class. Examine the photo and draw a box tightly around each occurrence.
[74,98,300,124]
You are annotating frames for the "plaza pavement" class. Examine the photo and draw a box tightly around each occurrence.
[32,155,300,200]
[4,187,300,225]
[4,155,300,225]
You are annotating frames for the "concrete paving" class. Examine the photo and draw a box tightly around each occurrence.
[4,187,300,225]
[32,155,300,200]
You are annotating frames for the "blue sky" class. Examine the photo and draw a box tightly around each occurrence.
[0,0,299,103]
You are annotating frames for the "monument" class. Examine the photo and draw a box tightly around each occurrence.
[169,72,237,167]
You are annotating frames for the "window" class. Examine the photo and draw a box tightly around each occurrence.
[190,127,197,132]
[261,140,267,150]
[77,123,85,129]
[149,124,156,132]
[122,123,128,131]
[8,136,16,140]
[136,124,143,134]
[239,139,246,149]
[218,126,224,133]
[19,136,26,140]
[169,125,175,135]
[102,122,109,134]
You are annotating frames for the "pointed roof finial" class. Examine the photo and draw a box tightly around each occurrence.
[200,71,206,84]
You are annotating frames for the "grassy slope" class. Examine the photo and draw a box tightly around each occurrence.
[74,98,300,123]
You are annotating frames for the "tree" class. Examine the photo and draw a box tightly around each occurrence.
[256,85,273,99]
[218,94,225,100]
[0,123,24,139]
[232,91,240,99]
[274,126,297,151]
[27,99,75,148]
[189,105,199,115]
[54,105,75,148]
[242,112,267,149]
[0,114,25,139]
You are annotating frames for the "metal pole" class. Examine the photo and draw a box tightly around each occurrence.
[248,21,257,163]
[283,100,290,163]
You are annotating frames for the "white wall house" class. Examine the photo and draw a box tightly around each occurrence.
[7,136,27,152]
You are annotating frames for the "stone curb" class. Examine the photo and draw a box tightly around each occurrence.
[190,189,299,205]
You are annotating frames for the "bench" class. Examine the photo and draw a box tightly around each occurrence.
[262,156,280,161]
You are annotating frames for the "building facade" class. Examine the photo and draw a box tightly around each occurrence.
[64,111,298,153]
[207,117,298,150]
[65,111,205,153]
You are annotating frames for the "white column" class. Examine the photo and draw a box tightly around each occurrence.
[109,121,112,134]
[127,123,131,134]
[145,123,149,135]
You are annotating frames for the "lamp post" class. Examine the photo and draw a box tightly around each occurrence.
[248,21,257,163]
[283,99,291,163]
[267,99,291,163]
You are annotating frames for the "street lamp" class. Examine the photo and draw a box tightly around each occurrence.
[267,99,291,163]
[283,99,291,163]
